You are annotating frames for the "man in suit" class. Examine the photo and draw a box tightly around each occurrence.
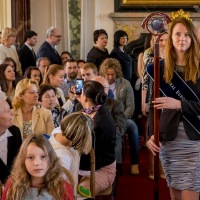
[37,27,62,65]
[18,31,38,75]
[0,92,22,184]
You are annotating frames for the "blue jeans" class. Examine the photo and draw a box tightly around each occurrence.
[126,119,139,165]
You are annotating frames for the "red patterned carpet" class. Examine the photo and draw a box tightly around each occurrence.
[115,147,171,200]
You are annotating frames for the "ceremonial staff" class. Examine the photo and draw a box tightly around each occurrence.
[141,12,171,200]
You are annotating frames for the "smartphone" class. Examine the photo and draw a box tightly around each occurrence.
[75,79,84,95]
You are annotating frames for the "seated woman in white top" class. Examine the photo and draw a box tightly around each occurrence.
[49,112,92,197]
[12,78,54,139]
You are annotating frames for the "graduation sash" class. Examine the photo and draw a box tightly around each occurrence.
[147,61,200,134]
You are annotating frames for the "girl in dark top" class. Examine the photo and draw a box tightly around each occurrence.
[147,16,200,200]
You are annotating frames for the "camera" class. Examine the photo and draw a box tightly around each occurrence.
[75,79,84,95]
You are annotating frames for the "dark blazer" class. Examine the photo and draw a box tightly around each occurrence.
[148,61,200,141]
[79,105,116,170]
[110,47,132,81]
[0,125,22,184]
[18,44,37,74]
[37,41,62,65]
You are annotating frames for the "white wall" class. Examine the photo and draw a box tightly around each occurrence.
[81,0,114,59]
[30,0,114,60]
[30,0,69,54]
[0,0,11,30]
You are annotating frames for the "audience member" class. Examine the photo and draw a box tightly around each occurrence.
[81,62,98,81]
[49,112,92,196]
[141,32,168,116]
[92,76,126,168]
[146,17,200,200]
[18,30,37,74]
[87,29,109,70]
[0,63,16,101]
[61,51,72,65]
[24,66,43,85]
[76,59,86,78]
[12,78,54,139]
[110,30,132,81]
[38,84,68,127]
[0,27,22,76]
[141,32,167,180]
[37,27,62,65]
[99,58,140,175]
[1,133,74,200]
[0,91,22,185]
[0,31,2,43]
[76,80,116,195]
[36,57,51,78]
[42,64,66,107]
[61,59,78,97]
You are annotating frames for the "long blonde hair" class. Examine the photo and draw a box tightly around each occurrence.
[60,112,92,154]
[5,134,74,200]
[42,64,64,85]
[164,17,200,83]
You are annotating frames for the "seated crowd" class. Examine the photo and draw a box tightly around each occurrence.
[0,26,140,200]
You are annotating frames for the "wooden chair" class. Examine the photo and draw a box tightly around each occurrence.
[89,148,112,200]
[0,181,3,198]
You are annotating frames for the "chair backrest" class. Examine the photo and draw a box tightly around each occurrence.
[0,181,2,198]
[90,148,95,198]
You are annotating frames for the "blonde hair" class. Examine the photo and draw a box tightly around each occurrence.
[82,63,98,75]
[1,27,17,44]
[42,64,64,85]
[99,58,123,78]
[5,134,74,200]
[164,17,200,83]
[60,112,92,154]
[12,78,38,109]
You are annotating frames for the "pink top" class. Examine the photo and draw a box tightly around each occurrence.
[1,178,74,200]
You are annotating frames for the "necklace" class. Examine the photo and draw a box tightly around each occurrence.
[82,105,101,114]
[175,65,185,73]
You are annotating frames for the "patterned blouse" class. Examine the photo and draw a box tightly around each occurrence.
[23,120,32,139]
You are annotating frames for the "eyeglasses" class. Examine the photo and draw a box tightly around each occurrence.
[51,35,62,38]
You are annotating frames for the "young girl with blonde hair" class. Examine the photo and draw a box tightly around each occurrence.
[1,133,74,200]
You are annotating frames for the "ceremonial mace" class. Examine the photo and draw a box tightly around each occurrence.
[141,12,171,200]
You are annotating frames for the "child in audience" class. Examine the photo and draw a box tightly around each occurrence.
[49,112,92,196]
[1,133,74,200]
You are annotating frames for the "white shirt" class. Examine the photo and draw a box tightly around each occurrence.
[109,82,117,99]
[49,128,80,196]
[0,129,13,165]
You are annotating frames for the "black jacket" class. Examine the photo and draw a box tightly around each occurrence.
[0,125,22,184]
[79,105,116,170]
[18,44,37,74]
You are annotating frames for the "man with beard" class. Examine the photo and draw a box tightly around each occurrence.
[61,58,78,97]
